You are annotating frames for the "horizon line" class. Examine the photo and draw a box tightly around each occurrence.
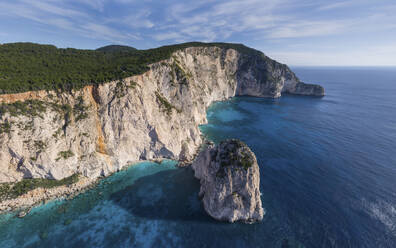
[2,41,396,68]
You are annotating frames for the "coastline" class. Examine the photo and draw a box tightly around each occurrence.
[0,176,97,214]
[0,46,323,216]
[0,158,191,215]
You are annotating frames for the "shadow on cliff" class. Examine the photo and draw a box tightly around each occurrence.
[109,167,215,223]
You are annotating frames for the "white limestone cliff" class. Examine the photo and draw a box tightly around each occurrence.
[0,46,324,184]
[192,139,264,223]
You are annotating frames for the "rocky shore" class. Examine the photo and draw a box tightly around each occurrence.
[0,45,323,212]
[0,176,96,214]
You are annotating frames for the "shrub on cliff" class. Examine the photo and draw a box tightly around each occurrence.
[0,174,79,200]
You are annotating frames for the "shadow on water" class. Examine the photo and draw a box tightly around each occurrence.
[109,167,214,223]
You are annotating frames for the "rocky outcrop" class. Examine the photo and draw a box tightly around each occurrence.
[290,82,325,96]
[191,139,264,223]
[0,46,324,184]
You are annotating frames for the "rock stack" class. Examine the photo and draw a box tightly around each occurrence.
[192,139,264,223]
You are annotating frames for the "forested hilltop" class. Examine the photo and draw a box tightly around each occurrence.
[0,42,267,94]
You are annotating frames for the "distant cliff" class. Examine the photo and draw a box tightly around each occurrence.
[0,45,324,185]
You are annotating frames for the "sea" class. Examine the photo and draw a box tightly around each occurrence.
[0,67,395,248]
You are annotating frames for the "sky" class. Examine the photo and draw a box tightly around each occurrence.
[0,0,395,66]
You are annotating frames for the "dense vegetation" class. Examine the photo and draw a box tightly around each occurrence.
[0,42,263,94]
[96,45,137,53]
[219,139,254,170]
[0,174,79,201]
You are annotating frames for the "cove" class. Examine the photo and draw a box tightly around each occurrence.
[1,67,396,247]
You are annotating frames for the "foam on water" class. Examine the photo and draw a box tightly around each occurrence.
[361,199,396,236]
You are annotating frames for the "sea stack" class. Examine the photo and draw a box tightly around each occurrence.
[192,139,264,223]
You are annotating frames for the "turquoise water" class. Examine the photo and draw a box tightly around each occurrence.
[1,67,396,247]
[0,160,205,247]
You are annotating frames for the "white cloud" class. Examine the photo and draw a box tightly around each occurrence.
[153,32,183,41]
[317,1,355,11]
[113,0,136,3]
[268,43,396,66]
[84,23,121,39]
[267,21,348,38]
[76,0,106,12]
[1,0,395,65]
[161,0,286,42]
[46,18,75,30]
[0,0,87,23]
[21,0,88,17]
[107,9,155,29]
[0,0,142,43]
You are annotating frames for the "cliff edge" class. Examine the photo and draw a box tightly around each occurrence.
[0,45,324,186]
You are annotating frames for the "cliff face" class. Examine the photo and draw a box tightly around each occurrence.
[192,139,264,223]
[0,46,324,183]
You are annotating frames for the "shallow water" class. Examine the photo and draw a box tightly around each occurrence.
[1,67,396,247]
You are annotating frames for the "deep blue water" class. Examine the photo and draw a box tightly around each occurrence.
[1,67,396,247]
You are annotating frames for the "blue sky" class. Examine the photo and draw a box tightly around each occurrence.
[0,0,395,66]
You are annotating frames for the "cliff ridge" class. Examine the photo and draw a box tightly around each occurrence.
[0,45,323,187]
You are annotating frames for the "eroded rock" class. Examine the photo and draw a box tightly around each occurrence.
[192,139,264,223]
[0,46,324,184]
